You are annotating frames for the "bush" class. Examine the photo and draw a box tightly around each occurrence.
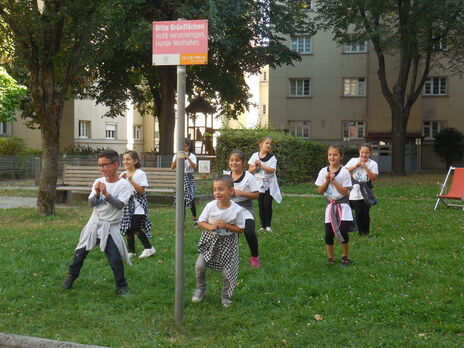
[342,146,360,165]
[216,128,327,185]
[0,136,26,154]
[433,127,464,168]
[63,144,109,155]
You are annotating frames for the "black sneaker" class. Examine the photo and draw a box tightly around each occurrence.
[117,286,128,296]
[62,274,76,289]
[193,220,200,228]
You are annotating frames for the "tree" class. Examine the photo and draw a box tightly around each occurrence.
[88,0,314,154]
[316,0,464,175]
[0,0,111,215]
[0,67,26,120]
[433,127,464,168]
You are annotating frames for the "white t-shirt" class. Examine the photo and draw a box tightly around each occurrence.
[224,170,258,220]
[345,157,379,200]
[89,177,132,223]
[172,153,197,173]
[199,200,245,236]
[315,166,353,223]
[248,152,276,179]
[120,169,149,215]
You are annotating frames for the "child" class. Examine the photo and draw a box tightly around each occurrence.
[171,138,199,227]
[192,174,245,307]
[225,150,260,268]
[315,145,356,265]
[345,144,379,237]
[120,150,156,258]
[248,136,282,233]
[62,149,132,296]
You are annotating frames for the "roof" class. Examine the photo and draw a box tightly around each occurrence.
[186,96,216,114]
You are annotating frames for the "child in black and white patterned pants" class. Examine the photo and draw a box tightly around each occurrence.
[191,175,245,307]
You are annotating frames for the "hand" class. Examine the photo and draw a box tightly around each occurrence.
[360,162,368,169]
[94,182,101,194]
[211,221,219,230]
[255,160,261,167]
[325,172,331,182]
[121,172,127,179]
[329,172,335,182]
[216,220,227,229]
[125,172,133,181]
[98,182,107,195]
[185,151,189,158]
[234,188,242,196]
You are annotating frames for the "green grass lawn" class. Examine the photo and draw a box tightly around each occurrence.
[0,174,463,347]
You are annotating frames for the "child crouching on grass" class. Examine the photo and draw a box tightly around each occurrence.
[192,174,245,307]
[315,145,356,266]
[62,149,133,296]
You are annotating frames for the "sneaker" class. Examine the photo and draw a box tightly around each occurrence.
[266,227,273,233]
[327,258,335,265]
[341,256,350,266]
[191,289,206,303]
[222,298,232,307]
[117,286,128,296]
[128,252,136,258]
[258,228,265,232]
[138,247,156,259]
[62,274,76,289]
[193,220,200,228]
[250,256,260,268]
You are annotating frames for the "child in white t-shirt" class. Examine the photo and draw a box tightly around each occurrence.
[225,150,260,267]
[171,138,198,227]
[345,144,379,237]
[191,175,245,307]
[62,150,132,296]
[120,151,156,259]
[315,145,355,266]
[248,136,281,233]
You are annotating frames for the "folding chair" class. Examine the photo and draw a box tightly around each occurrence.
[434,166,464,210]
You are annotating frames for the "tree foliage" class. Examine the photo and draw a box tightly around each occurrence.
[87,0,314,154]
[0,67,26,120]
[433,127,464,168]
[315,0,464,175]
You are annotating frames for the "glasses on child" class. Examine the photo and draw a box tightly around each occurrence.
[98,162,114,168]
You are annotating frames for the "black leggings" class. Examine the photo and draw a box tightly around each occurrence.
[184,201,197,219]
[325,221,350,245]
[258,189,273,228]
[350,199,370,235]
[244,219,259,257]
[126,215,152,253]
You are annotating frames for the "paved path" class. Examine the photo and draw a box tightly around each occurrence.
[0,332,108,348]
[0,196,38,209]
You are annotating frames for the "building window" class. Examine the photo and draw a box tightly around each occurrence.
[289,120,310,139]
[290,79,310,97]
[105,123,116,139]
[343,121,365,140]
[424,77,447,96]
[0,121,7,136]
[344,78,366,96]
[423,121,446,139]
[344,41,367,53]
[133,125,142,140]
[291,36,311,54]
[263,72,267,81]
[262,105,266,114]
[78,120,90,138]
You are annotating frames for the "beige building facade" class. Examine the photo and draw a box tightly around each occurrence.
[4,99,158,155]
[260,30,464,171]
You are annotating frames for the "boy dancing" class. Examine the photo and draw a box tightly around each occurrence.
[192,174,245,307]
[62,149,132,296]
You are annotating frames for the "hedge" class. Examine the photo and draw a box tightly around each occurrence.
[215,128,328,185]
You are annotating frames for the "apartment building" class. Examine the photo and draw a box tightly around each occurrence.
[260,30,464,171]
[5,99,158,154]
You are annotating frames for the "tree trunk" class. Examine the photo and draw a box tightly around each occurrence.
[390,106,409,175]
[157,66,176,155]
[37,123,60,215]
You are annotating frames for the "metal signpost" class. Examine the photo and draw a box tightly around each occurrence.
[152,19,208,326]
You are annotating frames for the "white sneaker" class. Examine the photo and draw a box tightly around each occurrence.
[266,227,273,232]
[258,228,265,232]
[128,252,136,258]
[138,247,156,258]
[222,298,232,307]
[191,289,206,303]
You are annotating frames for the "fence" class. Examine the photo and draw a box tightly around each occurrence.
[0,154,217,183]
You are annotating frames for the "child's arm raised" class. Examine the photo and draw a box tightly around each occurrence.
[126,172,145,194]
[234,189,259,200]
[317,172,331,195]
[330,177,349,196]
